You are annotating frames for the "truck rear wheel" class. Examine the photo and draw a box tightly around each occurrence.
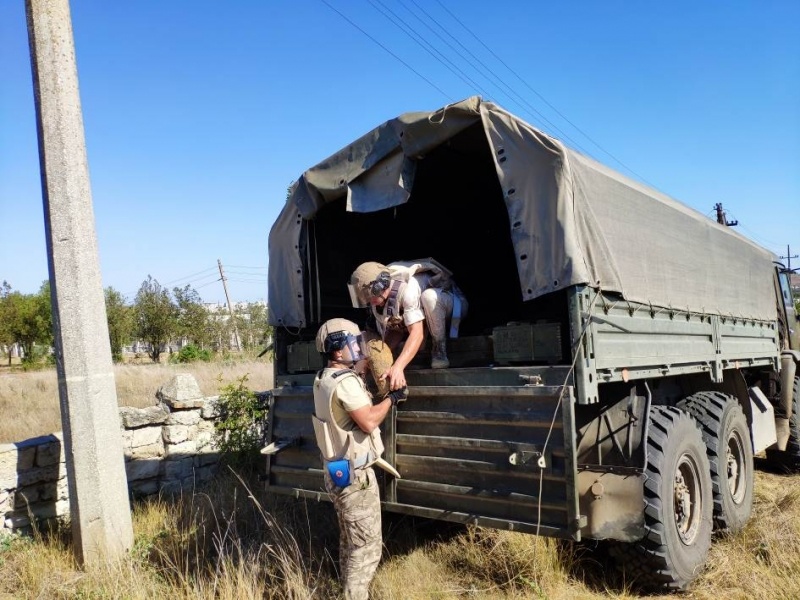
[766,376,800,470]
[678,391,753,533]
[612,406,712,591]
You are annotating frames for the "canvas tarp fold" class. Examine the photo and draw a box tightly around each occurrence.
[269,96,777,328]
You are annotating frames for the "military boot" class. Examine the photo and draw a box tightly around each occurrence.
[431,339,450,369]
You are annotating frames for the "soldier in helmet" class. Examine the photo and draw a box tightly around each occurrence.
[311,318,407,600]
[348,259,467,391]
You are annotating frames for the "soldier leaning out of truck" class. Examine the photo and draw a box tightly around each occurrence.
[348,259,468,390]
[312,318,407,600]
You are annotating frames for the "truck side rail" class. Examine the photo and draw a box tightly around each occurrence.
[570,287,780,404]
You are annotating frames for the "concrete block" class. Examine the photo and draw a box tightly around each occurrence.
[157,374,203,408]
[36,439,63,467]
[167,399,206,410]
[126,442,164,460]
[163,425,189,445]
[14,486,47,508]
[201,397,220,419]
[195,430,218,454]
[17,465,60,488]
[166,410,201,426]
[130,426,163,449]
[162,458,193,481]
[125,459,161,481]
[195,452,220,468]
[164,439,197,458]
[197,420,215,433]
[119,404,169,428]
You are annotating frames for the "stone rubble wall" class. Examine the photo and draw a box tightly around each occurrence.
[0,374,224,534]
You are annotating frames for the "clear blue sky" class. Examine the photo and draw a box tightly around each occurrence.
[2,1,798,305]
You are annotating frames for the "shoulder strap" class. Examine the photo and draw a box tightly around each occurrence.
[332,368,356,379]
[386,279,403,318]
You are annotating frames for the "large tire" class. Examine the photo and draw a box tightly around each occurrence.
[765,376,800,470]
[612,406,713,592]
[678,391,754,533]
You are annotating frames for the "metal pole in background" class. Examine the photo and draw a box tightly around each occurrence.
[780,245,797,273]
[218,259,242,351]
[25,0,133,564]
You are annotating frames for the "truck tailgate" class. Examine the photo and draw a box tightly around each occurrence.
[264,383,581,539]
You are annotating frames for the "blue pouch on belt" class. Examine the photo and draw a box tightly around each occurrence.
[327,459,351,487]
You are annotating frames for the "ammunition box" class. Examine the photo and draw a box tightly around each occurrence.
[448,335,494,367]
[492,322,562,364]
[287,341,324,373]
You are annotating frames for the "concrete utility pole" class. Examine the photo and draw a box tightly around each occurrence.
[26,0,133,565]
[780,245,798,273]
[714,203,738,227]
[218,259,242,351]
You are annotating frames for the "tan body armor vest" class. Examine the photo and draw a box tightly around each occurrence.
[312,369,385,469]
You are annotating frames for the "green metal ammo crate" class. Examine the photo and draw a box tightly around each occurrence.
[492,322,562,365]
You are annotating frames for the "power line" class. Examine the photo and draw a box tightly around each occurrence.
[432,0,650,185]
[723,209,785,250]
[226,269,268,276]
[162,266,218,286]
[227,278,269,284]
[400,0,593,156]
[226,265,267,270]
[193,280,220,291]
[319,0,452,100]
[325,0,654,189]
[367,0,494,101]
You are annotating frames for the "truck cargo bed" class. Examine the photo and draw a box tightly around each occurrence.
[264,368,583,538]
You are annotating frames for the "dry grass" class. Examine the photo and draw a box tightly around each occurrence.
[2,465,800,599]
[0,357,273,444]
[4,365,800,598]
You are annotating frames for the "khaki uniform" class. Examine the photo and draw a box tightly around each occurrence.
[324,467,382,600]
[313,368,384,600]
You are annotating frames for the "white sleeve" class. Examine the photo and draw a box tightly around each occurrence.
[401,277,425,326]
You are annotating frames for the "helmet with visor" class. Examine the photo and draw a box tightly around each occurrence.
[348,262,391,308]
[315,318,369,363]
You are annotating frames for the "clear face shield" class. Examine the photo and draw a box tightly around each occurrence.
[348,272,391,309]
[347,283,368,309]
[326,331,369,364]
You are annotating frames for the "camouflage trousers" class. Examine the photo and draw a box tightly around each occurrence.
[325,466,382,600]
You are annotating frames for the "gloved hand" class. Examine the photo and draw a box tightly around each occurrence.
[386,386,409,407]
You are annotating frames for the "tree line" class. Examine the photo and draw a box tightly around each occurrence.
[0,276,272,365]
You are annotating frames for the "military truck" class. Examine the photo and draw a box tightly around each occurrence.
[262,96,800,591]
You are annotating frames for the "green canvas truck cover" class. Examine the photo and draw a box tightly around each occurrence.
[268,96,777,328]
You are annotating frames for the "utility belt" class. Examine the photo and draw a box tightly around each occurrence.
[324,451,378,487]
[312,415,400,488]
